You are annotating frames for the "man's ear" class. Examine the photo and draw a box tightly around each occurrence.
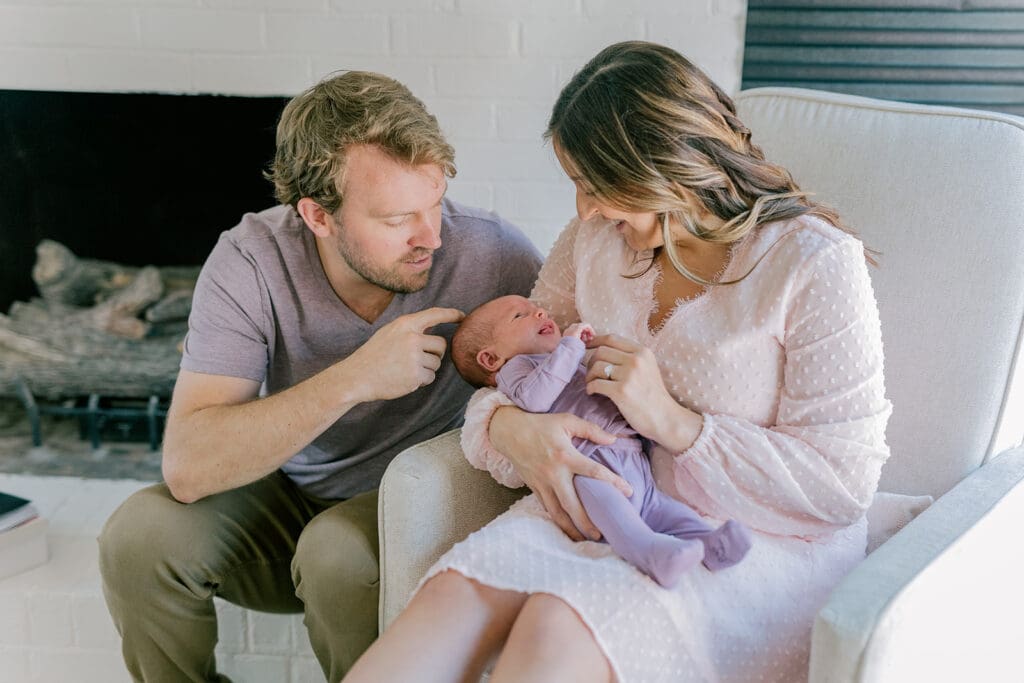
[477,348,504,373]
[296,198,335,238]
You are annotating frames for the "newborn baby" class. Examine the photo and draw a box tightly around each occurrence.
[452,295,751,588]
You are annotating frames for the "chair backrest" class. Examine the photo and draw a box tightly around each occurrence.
[734,87,1024,499]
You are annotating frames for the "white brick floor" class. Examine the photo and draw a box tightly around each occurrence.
[0,474,322,683]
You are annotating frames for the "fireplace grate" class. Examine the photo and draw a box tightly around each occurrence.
[14,379,168,451]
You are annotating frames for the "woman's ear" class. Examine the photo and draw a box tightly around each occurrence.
[296,198,336,238]
[477,348,504,373]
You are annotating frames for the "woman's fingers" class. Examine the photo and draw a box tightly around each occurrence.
[585,360,623,385]
[585,339,643,384]
[537,486,586,541]
[551,470,601,541]
[586,345,630,369]
[563,413,617,446]
[586,333,642,353]
[491,411,623,541]
[574,454,633,498]
[560,416,632,497]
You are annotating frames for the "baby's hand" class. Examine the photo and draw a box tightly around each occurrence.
[564,323,595,343]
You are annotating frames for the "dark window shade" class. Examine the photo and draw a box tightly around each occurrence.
[743,2,1024,116]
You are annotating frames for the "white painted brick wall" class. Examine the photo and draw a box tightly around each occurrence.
[0,0,747,253]
[0,474,322,683]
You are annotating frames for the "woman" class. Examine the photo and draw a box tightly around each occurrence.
[343,41,891,683]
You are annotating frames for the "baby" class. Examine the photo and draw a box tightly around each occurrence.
[452,295,751,588]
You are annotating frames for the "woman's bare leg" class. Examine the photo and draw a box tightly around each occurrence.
[342,569,528,683]
[490,593,613,683]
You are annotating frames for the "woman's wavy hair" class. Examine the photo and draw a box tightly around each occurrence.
[545,41,876,284]
[268,70,456,214]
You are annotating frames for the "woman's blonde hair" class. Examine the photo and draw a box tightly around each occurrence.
[268,70,456,213]
[545,41,875,284]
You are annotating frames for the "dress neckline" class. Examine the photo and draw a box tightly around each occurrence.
[640,234,751,339]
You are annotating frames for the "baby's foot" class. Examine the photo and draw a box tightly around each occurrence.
[702,520,752,571]
[645,537,705,588]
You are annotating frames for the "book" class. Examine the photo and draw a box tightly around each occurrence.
[0,490,48,580]
[0,516,48,581]
[0,491,38,533]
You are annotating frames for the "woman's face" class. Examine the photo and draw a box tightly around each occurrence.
[576,190,664,252]
[553,144,664,252]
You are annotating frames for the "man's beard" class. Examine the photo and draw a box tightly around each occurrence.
[335,231,433,294]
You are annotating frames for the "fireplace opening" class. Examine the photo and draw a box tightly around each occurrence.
[0,89,290,474]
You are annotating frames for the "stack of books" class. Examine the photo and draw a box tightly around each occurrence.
[0,491,48,580]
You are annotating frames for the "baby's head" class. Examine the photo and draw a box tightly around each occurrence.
[452,295,561,388]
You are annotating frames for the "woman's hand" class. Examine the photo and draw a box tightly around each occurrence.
[585,334,704,452]
[490,406,631,541]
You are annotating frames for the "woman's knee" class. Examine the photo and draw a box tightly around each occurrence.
[416,569,481,604]
[499,594,612,681]
[410,570,528,619]
[516,593,582,636]
[512,593,606,657]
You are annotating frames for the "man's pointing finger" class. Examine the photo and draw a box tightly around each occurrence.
[407,307,465,331]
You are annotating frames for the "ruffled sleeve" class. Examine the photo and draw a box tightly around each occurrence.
[670,237,892,539]
[459,218,584,488]
[460,388,523,488]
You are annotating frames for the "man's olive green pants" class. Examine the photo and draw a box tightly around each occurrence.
[98,471,379,683]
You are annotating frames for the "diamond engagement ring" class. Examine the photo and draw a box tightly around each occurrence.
[603,363,614,379]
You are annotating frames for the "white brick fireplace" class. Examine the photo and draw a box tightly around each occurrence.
[0,0,747,253]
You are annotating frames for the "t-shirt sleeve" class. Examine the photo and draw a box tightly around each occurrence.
[180,234,270,382]
[497,218,544,298]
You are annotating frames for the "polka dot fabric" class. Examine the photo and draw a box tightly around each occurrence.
[423,215,891,682]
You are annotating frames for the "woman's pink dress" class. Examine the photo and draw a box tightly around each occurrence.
[419,214,892,682]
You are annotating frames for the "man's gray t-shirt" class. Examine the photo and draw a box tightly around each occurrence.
[181,198,542,499]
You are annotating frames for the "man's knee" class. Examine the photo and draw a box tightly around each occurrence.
[98,484,215,593]
[292,491,379,598]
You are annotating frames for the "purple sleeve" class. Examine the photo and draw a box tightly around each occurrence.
[495,337,585,413]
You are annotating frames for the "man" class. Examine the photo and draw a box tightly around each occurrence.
[98,71,542,682]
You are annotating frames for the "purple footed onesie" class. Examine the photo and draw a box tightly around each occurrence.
[496,337,751,588]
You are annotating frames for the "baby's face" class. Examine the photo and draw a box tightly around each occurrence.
[483,295,562,360]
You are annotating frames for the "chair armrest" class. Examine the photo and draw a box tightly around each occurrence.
[377,429,528,631]
[809,446,1024,683]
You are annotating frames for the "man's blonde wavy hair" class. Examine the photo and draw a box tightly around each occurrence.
[546,41,875,285]
[268,71,456,214]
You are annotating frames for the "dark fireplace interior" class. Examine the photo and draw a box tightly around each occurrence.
[0,90,289,462]
[0,89,289,313]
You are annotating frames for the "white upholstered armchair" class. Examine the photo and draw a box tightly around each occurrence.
[377,88,1024,682]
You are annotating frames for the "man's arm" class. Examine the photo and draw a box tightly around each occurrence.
[162,306,463,503]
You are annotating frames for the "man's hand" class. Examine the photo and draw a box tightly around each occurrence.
[343,307,464,403]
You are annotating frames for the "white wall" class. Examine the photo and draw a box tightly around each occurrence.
[0,0,748,252]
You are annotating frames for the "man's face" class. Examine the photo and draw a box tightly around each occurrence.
[331,144,446,294]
